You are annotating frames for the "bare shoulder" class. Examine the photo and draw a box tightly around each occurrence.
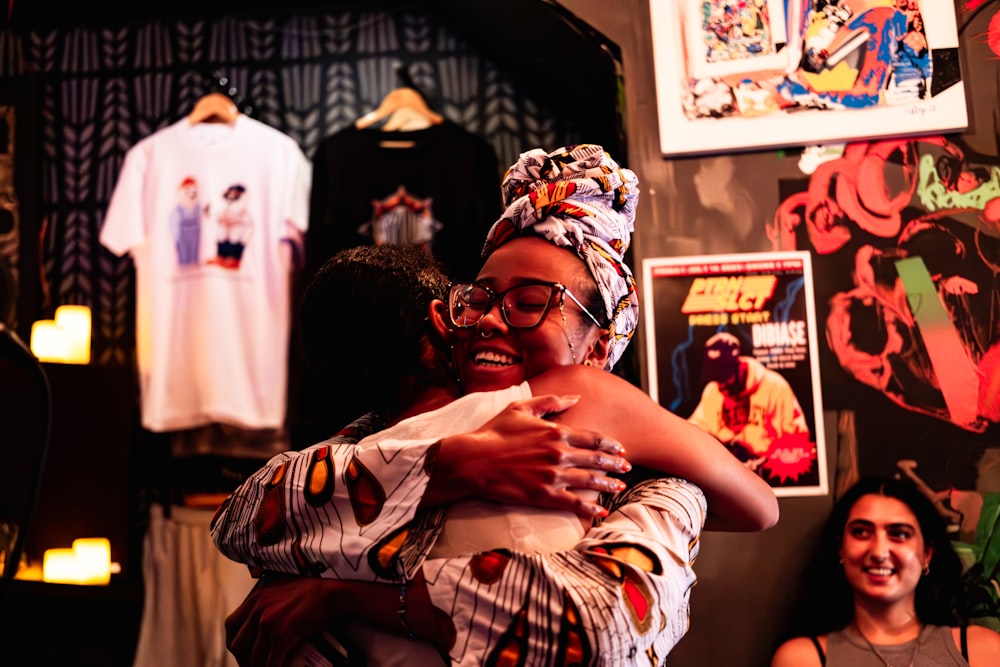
[771,635,824,667]
[533,364,638,395]
[960,624,1000,666]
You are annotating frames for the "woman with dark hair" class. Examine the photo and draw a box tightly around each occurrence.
[771,476,1000,666]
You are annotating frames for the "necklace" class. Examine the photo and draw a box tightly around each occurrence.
[856,624,924,667]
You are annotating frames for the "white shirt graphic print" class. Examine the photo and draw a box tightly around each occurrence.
[101,116,311,432]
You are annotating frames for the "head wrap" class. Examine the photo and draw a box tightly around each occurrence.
[481,144,639,370]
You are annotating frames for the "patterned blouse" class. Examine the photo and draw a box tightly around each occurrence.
[211,411,707,666]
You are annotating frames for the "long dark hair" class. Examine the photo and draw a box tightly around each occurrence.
[779,476,966,641]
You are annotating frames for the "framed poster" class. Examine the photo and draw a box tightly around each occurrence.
[649,0,968,157]
[642,251,828,497]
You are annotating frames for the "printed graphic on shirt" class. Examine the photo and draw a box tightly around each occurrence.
[207,183,252,270]
[358,185,443,252]
[168,176,204,267]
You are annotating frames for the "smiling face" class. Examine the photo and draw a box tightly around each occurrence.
[447,236,609,394]
[839,493,933,609]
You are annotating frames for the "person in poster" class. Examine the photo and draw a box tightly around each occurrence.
[688,331,812,479]
[643,251,827,496]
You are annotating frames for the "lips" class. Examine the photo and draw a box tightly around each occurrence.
[863,565,895,578]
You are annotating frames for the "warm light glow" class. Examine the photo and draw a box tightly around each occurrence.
[41,537,114,585]
[42,548,80,584]
[55,305,91,364]
[29,306,92,364]
[30,320,70,362]
[72,537,111,585]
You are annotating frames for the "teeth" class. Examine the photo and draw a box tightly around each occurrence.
[866,567,893,576]
[474,350,516,366]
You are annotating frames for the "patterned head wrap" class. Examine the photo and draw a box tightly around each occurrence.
[481,144,639,370]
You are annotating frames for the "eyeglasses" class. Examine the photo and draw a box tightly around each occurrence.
[448,281,603,330]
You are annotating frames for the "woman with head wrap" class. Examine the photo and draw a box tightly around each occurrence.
[216,145,778,666]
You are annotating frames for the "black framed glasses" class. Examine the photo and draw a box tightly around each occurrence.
[448,281,603,330]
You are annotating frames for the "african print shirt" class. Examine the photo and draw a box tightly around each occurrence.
[211,403,706,665]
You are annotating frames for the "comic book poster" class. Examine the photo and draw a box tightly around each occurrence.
[649,0,967,156]
[642,250,828,497]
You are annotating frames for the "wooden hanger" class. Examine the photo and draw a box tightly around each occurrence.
[188,92,240,125]
[355,87,443,131]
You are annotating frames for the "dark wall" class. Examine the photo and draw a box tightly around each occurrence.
[565,1,1000,665]
[5,0,999,665]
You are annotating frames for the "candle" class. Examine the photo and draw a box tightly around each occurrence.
[42,548,80,584]
[41,537,113,585]
[55,305,91,364]
[30,320,69,362]
[72,537,111,585]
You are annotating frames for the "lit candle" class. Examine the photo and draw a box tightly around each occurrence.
[72,537,111,585]
[42,548,81,584]
[30,320,69,363]
[55,305,91,364]
[41,538,114,585]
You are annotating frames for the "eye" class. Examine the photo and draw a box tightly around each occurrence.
[458,286,490,310]
[887,526,914,541]
[507,286,551,313]
[847,525,873,539]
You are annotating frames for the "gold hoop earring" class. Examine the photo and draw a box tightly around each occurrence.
[922,564,930,576]
[583,359,592,367]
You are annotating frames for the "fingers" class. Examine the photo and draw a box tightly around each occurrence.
[553,487,611,521]
[558,426,626,457]
[548,468,627,521]
[560,441,631,474]
[563,469,627,494]
[514,393,581,418]
[593,451,631,474]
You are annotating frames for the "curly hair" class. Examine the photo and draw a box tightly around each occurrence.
[299,244,452,416]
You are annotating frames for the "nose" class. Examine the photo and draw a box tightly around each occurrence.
[476,301,508,338]
[869,534,890,562]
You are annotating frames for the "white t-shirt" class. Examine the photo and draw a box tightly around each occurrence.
[100,116,311,432]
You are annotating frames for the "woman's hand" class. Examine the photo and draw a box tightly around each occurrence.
[425,394,631,519]
[225,575,343,667]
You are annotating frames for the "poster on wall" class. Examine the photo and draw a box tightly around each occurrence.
[642,250,828,497]
[649,0,967,157]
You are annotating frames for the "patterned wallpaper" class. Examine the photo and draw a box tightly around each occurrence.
[6,9,588,364]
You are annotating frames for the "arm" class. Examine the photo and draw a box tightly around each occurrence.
[211,401,630,581]
[226,477,707,666]
[965,624,1000,666]
[529,364,779,531]
[210,413,444,582]
[224,574,448,667]
[424,393,629,517]
[771,636,825,667]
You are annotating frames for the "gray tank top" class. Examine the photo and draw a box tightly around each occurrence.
[825,624,969,666]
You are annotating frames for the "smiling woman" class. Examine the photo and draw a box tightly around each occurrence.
[771,476,1000,667]
[213,144,779,666]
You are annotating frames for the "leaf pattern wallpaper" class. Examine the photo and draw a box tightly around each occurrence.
[7,9,586,364]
